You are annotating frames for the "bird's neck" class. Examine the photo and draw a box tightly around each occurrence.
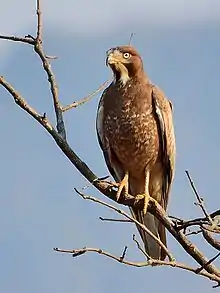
[114,70,149,89]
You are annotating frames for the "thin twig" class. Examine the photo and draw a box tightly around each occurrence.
[36,0,42,42]
[74,188,174,261]
[0,2,62,139]
[128,33,135,46]
[99,217,132,223]
[120,246,128,261]
[34,0,66,139]
[133,234,150,259]
[185,230,202,236]
[0,35,35,45]
[62,79,111,112]
[45,55,58,60]
[172,211,220,232]
[53,247,220,285]
[185,170,212,223]
[174,217,209,231]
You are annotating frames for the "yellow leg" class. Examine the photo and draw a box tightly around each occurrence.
[136,169,150,214]
[116,171,129,201]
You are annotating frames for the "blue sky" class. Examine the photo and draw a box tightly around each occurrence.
[0,1,220,292]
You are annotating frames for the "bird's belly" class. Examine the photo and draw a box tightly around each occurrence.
[105,113,159,176]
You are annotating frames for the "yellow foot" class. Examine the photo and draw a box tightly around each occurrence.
[103,180,118,188]
[116,172,129,202]
[135,193,151,214]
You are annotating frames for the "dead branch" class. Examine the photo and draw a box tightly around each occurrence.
[53,247,220,285]
[120,246,128,261]
[99,217,132,223]
[0,0,66,139]
[128,33,135,46]
[133,234,150,259]
[0,35,35,45]
[185,170,213,223]
[148,198,220,277]
[74,188,220,278]
[62,79,111,112]
[34,0,66,139]
[36,0,42,42]
[185,230,202,237]
[74,188,174,261]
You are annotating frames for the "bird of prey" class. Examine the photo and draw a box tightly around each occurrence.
[96,45,176,260]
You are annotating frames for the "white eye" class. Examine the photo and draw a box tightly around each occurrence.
[123,52,131,59]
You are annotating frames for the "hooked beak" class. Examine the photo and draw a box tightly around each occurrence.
[106,49,122,67]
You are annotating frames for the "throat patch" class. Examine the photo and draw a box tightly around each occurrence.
[114,63,130,86]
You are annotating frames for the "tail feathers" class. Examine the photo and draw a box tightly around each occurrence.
[143,213,167,260]
[127,176,167,260]
[131,209,167,260]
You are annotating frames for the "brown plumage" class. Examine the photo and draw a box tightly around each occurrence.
[96,45,176,260]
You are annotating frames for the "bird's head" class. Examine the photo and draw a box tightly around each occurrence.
[106,46,144,85]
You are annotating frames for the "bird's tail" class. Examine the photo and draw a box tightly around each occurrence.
[129,178,167,260]
[130,209,167,260]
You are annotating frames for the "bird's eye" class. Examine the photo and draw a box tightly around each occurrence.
[123,52,131,59]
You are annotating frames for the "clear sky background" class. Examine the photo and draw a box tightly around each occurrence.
[0,0,220,292]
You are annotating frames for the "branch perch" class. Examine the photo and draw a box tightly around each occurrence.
[75,188,174,261]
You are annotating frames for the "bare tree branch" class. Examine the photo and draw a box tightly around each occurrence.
[74,188,174,261]
[53,247,220,285]
[62,79,111,112]
[36,0,42,42]
[99,217,132,223]
[33,0,66,139]
[133,234,151,259]
[120,246,128,261]
[185,170,213,223]
[0,35,35,45]
[128,33,135,46]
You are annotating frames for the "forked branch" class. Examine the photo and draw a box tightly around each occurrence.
[53,246,220,286]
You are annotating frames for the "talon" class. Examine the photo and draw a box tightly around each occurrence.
[103,180,118,188]
[143,194,150,214]
[136,193,150,214]
[116,172,129,201]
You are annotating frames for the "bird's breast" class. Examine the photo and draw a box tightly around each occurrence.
[104,100,159,174]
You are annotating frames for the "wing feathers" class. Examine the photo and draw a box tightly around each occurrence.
[96,90,124,182]
[151,86,176,209]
